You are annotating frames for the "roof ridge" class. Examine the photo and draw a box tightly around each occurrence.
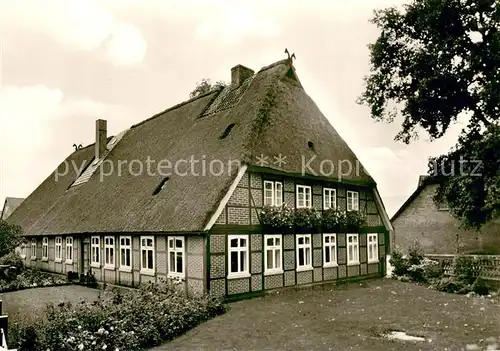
[131,88,221,129]
[257,59,289,73]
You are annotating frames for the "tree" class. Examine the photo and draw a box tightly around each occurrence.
[0,219,23,258]
[429,124,500,229]
[189,78,228,99]
[360,0,500,229]
[359,0,499,144]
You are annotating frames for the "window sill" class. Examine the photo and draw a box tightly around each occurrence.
[167,274,186,280]
[65,260,73,265]
[41,258,48,262]
[54,259,62,263]
[347,261,360,266]
[323,263,338,268]
[264,270,284,276]
[118,267,132,273]
[140,269,155,276]
[227,272,251,280]
[296,266,313,272]
[104,265,115,270]
[368,260,379,264]
[90,263,100,269]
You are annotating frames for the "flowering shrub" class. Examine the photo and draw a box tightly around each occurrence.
[0,268,67,293]
[294,208,321,232]
[391,243,492,296]
[321,209,343,232]
[9,283,227,350]
[260,207,366,234]
[259,206,294,232]
[343,211,366,230]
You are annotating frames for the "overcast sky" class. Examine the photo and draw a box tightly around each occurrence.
[0,0,466,217]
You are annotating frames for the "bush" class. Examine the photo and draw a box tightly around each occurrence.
[430,276,471,294]
[294,208,321,232]
[471,277,489,296]
[259,206,294,232]
[0,268,67,293]
[407,241,424,266]
[9,283,227,350]
[0,251,24,268]
[389,250,410,277]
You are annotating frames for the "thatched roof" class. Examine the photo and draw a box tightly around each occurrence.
[9,59,375,236]
[1,197,25,220]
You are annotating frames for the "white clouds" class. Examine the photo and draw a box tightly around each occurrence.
[194,3,281,43]
[0,0,147,66]
[102,23,147,66]
[0,84,137,203]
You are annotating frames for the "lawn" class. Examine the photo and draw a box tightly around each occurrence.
[0,285,100,325]
[153,278,500,351]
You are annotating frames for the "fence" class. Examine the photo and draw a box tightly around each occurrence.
[425,254,500,281]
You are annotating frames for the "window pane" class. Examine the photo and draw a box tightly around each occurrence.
[142,250,146,268]
[147,239,153,247]
[147,250,153,269]
[325,248,330,263]
[240,238,246,247]
[298,248,304,266]
[267,250,273,269]
[240,251,246,271]
[176,239,183,248]
[349,246,353,260]
[331,247,336,262]
[305,248,311,265]
[230,252,238,273]
[267,238,273,246]
[275,238,280,246]
[110,248,114,263]
[305,237,310,244]
[121,249,125,265]
[169,252,175,272]
[325,236,330,244]
[298,237,304,245]
[275,249,281,269]
[176,253,183,273]
[230,239,238,247]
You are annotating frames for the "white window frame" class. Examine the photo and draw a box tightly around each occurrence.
[55,237,62,262]
[30,238,36,259]
[42,237,48,261]
[347,191,359,211]
[264,235,283,275]
[168,236,185,279]
[347,234,360,265]
[140,236,155,275]
[323,234,337,267]
[264,181,283,207]
[91,236,100,268]
[228,235,250,279]
[119,236,132,272]
[104,236,115,270]
[323,188,337,210]
[296,185,312,208]
[65,237,73,264]
[367,233,379,263]
[296,234,312,271]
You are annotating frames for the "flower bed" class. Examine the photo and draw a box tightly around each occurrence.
[9,283,227,350]
[390,242,499,296]
[259,206,366,233]
[0,268,68,293]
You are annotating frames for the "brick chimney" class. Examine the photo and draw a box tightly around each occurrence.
[95,119,107,159]
[231,65,254,87]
